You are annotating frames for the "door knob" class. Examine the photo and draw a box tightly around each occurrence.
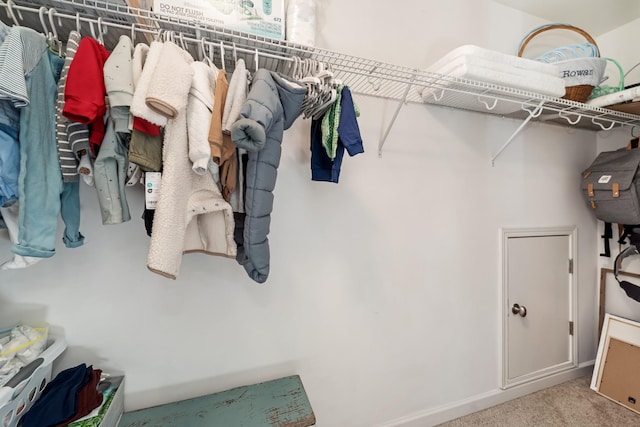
[511,303,527,317]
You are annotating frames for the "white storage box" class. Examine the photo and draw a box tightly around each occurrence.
[0,333,66,427]
[153,0,285,40]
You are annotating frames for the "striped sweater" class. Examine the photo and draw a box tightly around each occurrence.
[55,31,82,182]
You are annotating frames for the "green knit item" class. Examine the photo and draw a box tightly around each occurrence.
[67,385,118,427]
[320,85,360,160]
[321,84,344,160]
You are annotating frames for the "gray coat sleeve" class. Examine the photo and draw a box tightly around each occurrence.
[231,73,279,152]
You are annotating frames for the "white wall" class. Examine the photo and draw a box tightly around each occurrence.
[0,1,606,426]
[595,17,640,88]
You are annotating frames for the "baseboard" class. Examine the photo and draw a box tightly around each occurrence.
[378,362,594,427]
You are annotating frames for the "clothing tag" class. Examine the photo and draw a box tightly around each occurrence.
[145,172,162,210]
[598,175,612,184]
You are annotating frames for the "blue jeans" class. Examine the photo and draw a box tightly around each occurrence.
[13,49,83,257]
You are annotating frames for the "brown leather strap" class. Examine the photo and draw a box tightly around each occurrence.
[588,183,594,197]
[613,182,620,198]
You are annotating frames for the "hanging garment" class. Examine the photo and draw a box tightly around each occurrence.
[229,146,247,213]
[62,36,110,156]
[320,84,346,160]
[0,27,84,258]
[187,61,218,177]
[55,30,82,183]
[94,116,131,225]
[129,42,162,172]
[104,35,134,130]
[92,35,134,225]
[130,40,167,127]
[146,42,236,279]
[230,69,306,283]
[207,69,237,201]
[221,58,248,133]
[311,86,364,183]
[0,23,21,209]
[129,42,162,236]
[0,101,19,208]
[66,120,92,182]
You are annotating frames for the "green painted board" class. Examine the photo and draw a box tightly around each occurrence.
[118,375,316,427]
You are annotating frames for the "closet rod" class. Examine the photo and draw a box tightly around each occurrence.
[0,1,297,67]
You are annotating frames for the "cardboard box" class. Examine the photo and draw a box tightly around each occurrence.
[152,0,285,40]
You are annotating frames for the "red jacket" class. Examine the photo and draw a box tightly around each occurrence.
[62,37,110,155]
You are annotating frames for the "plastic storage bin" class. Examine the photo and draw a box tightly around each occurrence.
[0,334,66,427]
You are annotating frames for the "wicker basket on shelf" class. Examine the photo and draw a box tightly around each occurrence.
[517,23,607,103]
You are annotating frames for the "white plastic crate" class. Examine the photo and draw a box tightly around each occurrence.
[0,334,67,427]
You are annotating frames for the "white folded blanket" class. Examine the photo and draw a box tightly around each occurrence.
[428,45,559,76]
[419,45,567,113]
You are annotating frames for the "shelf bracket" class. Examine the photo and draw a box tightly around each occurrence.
[377,69,418,157]
[478,95,498,111]
[431,89,445,102]
[591,116,616,131]
[490,100,545,166]
[558,110,581,125]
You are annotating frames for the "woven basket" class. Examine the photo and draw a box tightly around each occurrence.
[518,24,606,103]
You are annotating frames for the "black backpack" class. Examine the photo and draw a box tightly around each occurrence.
[614,240,640,302]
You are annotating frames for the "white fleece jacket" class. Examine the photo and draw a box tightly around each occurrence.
[147,44,236,279]
[146,42,195,119]
[130,41,167,127]
[131,42,149,89]
[221,58,248,134]
[187,61,218,175]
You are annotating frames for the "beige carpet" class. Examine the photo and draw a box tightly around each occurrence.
[437,376,640,426]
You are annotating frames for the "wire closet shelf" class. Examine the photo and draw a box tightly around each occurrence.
[3,0,640,157]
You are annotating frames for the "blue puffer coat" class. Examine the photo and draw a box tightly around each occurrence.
[230,69,306,283]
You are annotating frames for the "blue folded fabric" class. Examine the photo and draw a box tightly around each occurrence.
[21,363,91,427]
